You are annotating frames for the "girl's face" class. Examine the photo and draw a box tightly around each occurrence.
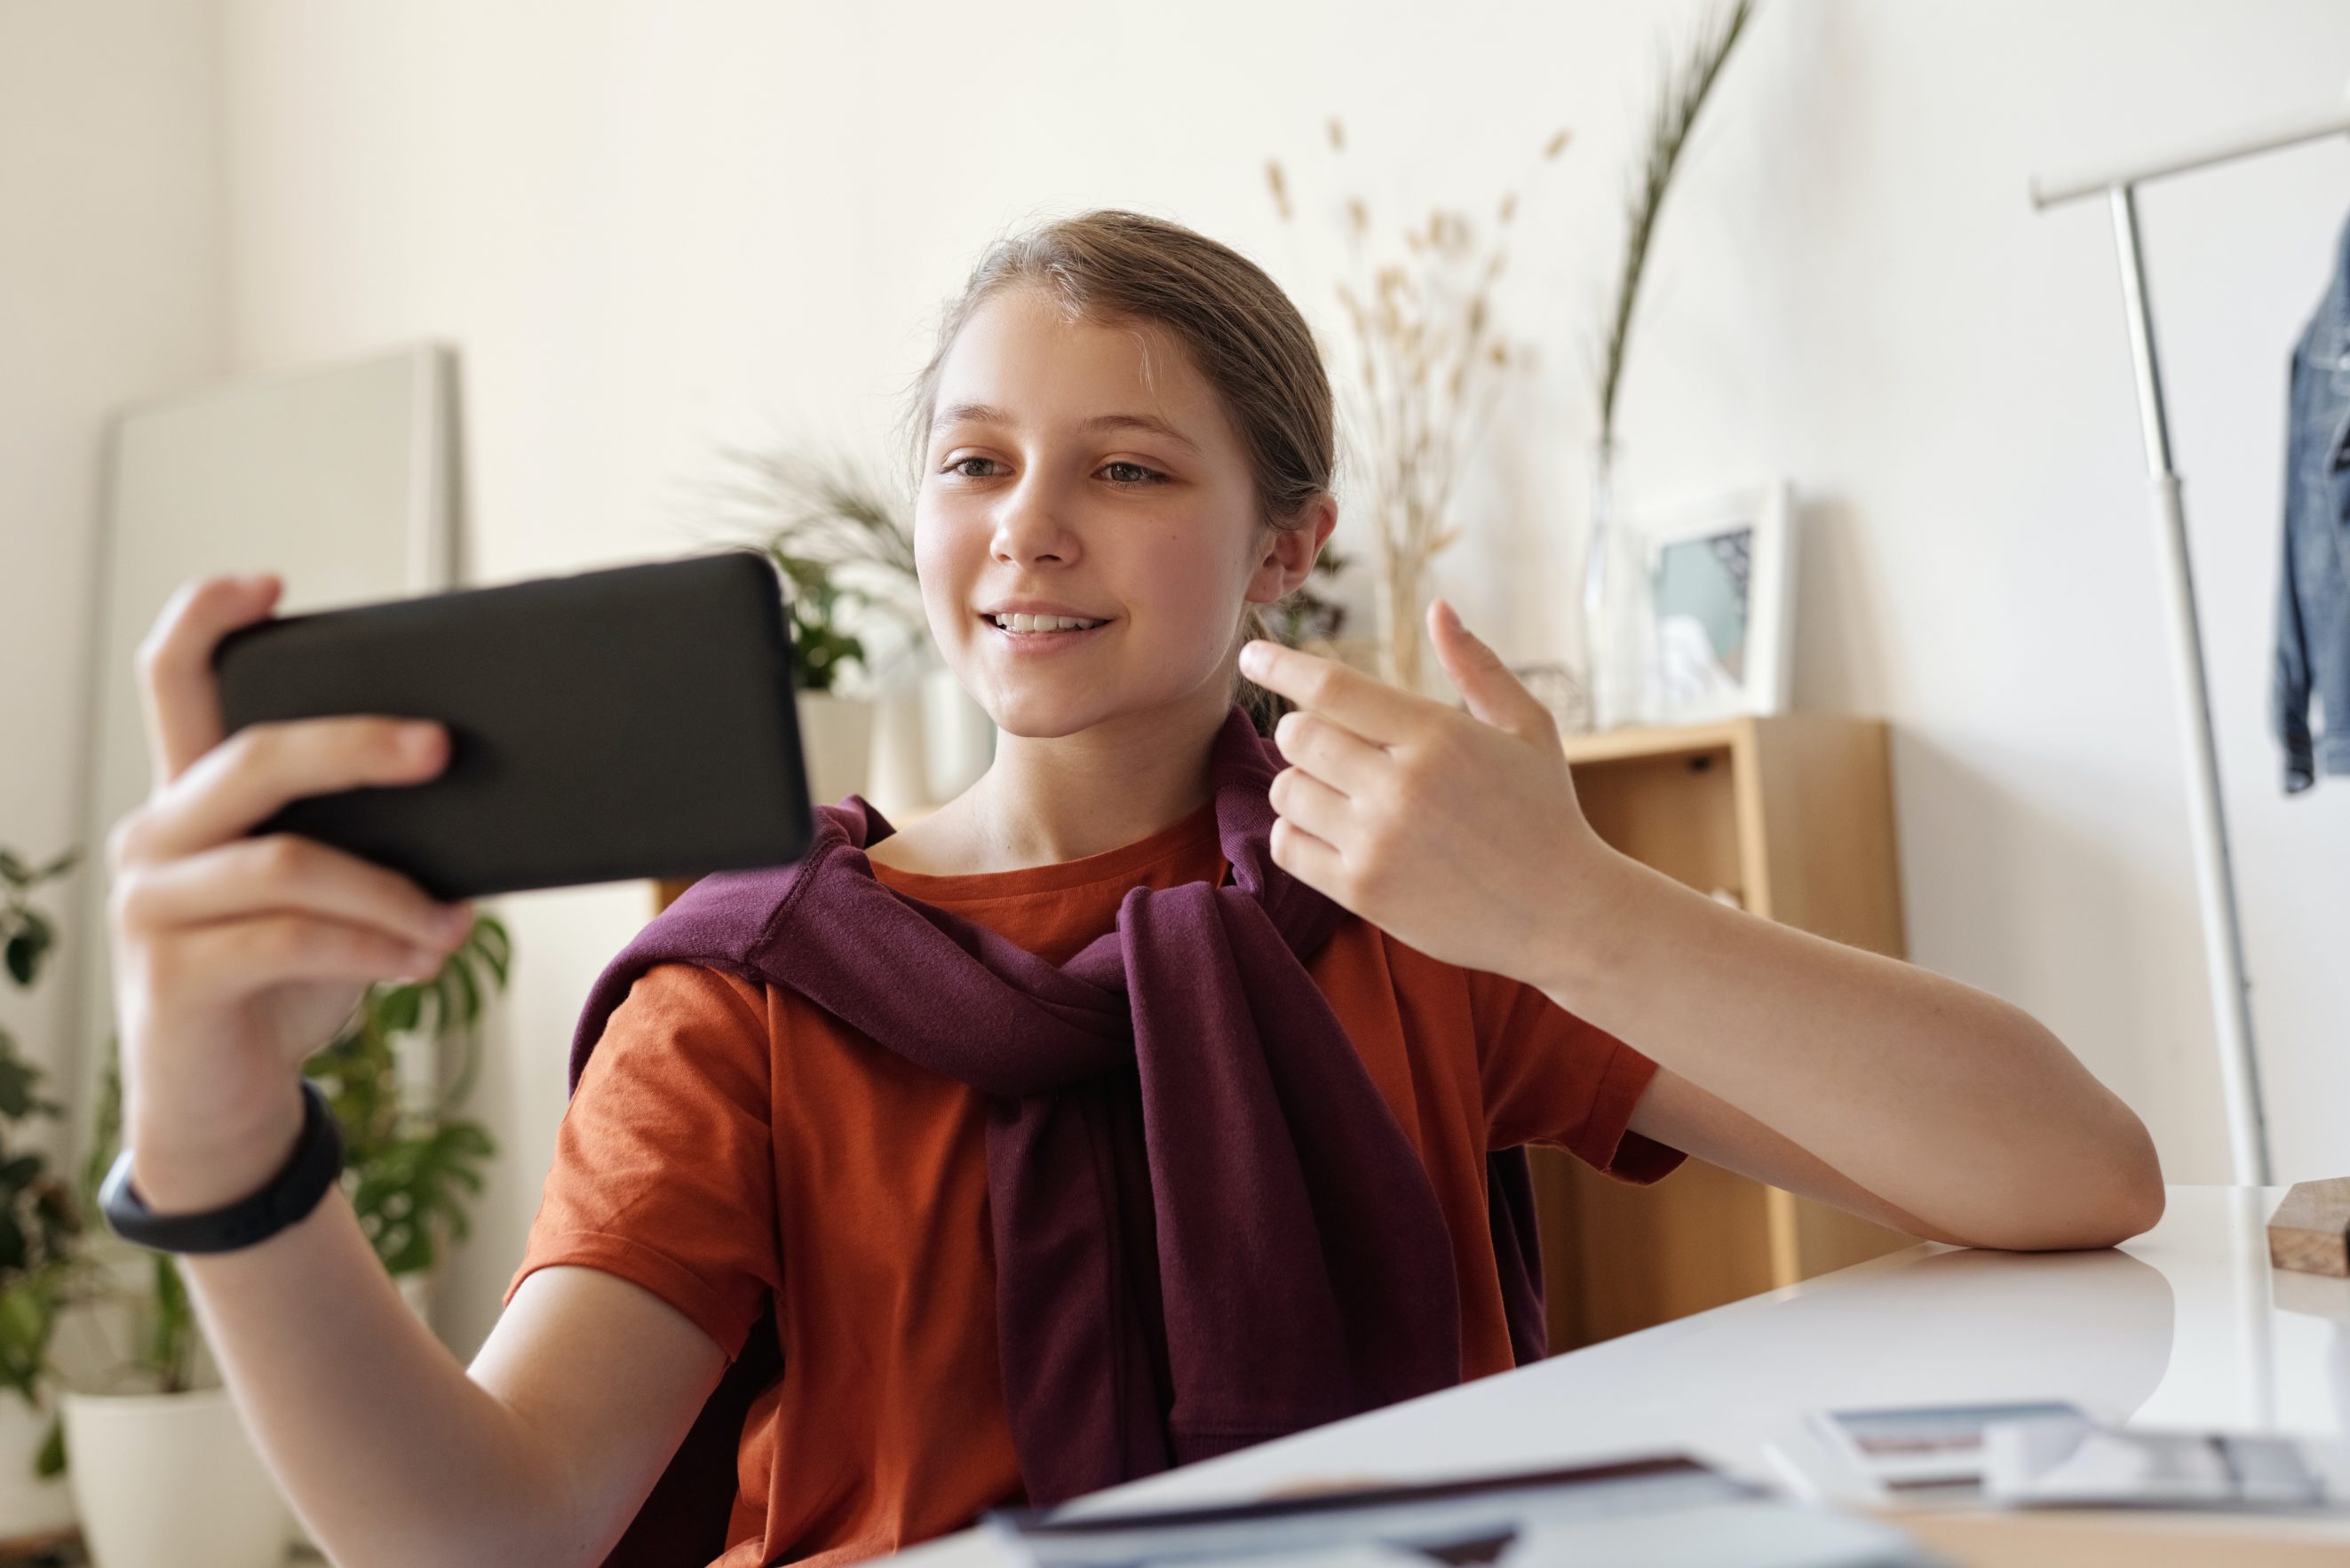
[917,285,1317,739]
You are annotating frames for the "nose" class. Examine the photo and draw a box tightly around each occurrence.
[989,472,1080,567]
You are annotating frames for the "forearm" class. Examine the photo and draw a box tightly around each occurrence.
[155,1181,578,1567]
[1235,621,2162,1248]
[1538,851,2163,1249]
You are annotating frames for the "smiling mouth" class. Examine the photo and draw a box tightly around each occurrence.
[980,612,1114,636]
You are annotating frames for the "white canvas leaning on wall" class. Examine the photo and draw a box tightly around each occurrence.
[71,343,457,1162]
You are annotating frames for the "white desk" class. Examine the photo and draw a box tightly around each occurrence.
[894,1185,2350,1566]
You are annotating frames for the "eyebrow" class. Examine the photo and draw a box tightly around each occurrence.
[928,400,1200,455]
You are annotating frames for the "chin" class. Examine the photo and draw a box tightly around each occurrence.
[983,679,1234,742]
[983,690,1115,740]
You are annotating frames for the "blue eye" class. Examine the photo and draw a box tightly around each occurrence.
[947,456,1000,479]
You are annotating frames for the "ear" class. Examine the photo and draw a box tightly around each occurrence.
[1245,493,1339,604]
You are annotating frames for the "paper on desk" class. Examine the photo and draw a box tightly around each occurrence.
[1782,1399,2102,1510]
[1981,1414,2350,1511]
[985,1454,1949,1568]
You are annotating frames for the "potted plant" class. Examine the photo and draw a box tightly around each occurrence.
[711,440,982,810]
[771,550,882,809]
[55,910,508,1568]
[0,843,86,1543]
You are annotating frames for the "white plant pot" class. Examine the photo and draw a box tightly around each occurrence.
[796,691,874,810]
[861,681,933,821]
[921,668,996,803]
[0,1392,75,1538]
[61,1387,294,1568]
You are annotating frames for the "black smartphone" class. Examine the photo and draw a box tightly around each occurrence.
[212,549,814,901]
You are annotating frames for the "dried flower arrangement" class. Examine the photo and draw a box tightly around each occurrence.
[1266,118,1569,693]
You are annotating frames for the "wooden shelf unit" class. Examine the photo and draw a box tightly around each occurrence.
[1532,711,1917,1354]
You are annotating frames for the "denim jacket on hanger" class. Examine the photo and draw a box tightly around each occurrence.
[2274,209,2350,792]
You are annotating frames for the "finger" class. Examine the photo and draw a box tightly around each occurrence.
[128,715,449,864]
[157,911,454,1008]
[1240,639,1425,747]
[137,574,282,791]
[1268,815,1347,895]
[115,833,472,957]
[1427,598,1552,739]
[1268,764,1353,845]
[1272,708,1388,798]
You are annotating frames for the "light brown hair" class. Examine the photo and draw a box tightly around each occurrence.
[898,208,1334,734]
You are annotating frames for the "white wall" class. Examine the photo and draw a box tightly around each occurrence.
[0,1,225,1144]
[180,0,2350,1354]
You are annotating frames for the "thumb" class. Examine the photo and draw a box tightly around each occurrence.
[1428,598,1551,738]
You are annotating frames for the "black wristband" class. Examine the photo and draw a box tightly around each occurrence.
[99,1079,345,1255]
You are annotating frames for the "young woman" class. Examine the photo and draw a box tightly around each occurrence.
[105,210,2163,1568]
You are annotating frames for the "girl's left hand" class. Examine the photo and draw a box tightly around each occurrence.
[1240,598,1626,987]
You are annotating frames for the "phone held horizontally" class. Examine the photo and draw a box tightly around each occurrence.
[210,550,815,901]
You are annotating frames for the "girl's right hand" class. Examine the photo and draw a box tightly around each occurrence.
[105,573,477,1212]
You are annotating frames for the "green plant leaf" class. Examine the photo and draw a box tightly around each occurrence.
[147,1254,194,1392]
[417,970,451,1040]
[0,1050,42,1120]
[473,917,511,985]
[81,1050,123,1211]
[5,927,44,987]
[0,1271,52,1403]
[351,1114,496,1276]
[36,1411,63,1476]
[449,952,480,1026]
[380,983,422,1035]
[0,1041,28,1120]
[31,1178,79,1261]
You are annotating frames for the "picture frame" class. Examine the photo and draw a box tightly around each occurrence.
[1635,480,1796,724]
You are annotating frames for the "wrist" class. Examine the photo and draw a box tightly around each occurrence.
[1524,844,1653,1009]
[129,1080,310,1215]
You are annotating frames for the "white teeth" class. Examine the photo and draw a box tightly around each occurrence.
[992,613,1104,633]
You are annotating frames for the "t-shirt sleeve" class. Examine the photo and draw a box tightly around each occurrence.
[503,962,781,1362]
[1471,969,1687,1185]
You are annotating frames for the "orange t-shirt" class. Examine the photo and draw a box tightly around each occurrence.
[506,797,1686,1567]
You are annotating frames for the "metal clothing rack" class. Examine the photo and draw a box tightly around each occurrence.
[2029,93,2350,1187]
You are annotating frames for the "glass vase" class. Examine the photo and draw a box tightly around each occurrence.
[1580,441,1655,731]
[1373,551,1427,696]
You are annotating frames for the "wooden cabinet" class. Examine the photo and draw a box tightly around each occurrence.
[1531,712,1917,1353]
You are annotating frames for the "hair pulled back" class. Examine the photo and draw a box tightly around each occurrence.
[900,209,1335,734]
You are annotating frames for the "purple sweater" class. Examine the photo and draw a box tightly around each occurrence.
[567,703,1544,1566]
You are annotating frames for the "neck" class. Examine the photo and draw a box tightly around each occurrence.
[958,683,1236,871]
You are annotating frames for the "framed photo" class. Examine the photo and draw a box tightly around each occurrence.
[1636,480,1796,723]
